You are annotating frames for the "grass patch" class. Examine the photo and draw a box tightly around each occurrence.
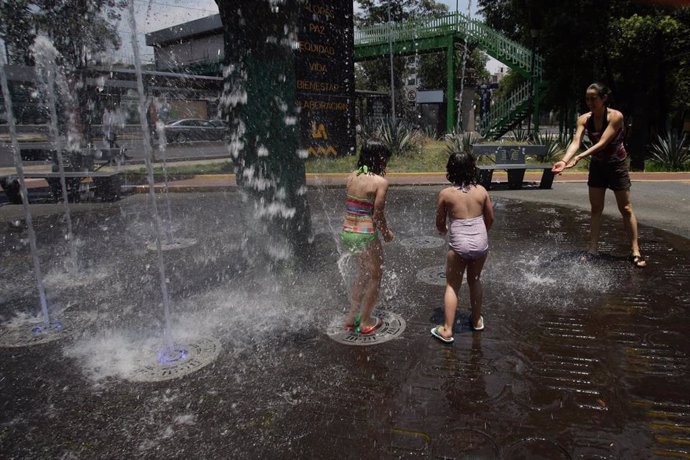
[121,140,602,178]
[125,161,234,179]
[306,140,450,173]
[305,154,357,174]
[643,160,675,172]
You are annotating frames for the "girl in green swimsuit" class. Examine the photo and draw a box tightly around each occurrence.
[340,140,394,334]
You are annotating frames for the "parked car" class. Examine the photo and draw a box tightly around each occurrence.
[162,118,225,143]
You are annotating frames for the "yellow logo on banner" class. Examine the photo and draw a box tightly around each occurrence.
[311,121,329,140]
[307,145,337,157]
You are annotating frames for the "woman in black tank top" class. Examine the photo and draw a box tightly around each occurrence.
[551,82,647,268]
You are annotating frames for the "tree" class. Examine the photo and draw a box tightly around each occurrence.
[0,1,126,143]
[0,1,125,67]
[215,0,311,259]
[0,0,35,65]
[355,0,449,122]
[417,47,490,91]
[477,0,690,168]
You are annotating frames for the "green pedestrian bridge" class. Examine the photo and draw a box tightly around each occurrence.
[354,11,547,139]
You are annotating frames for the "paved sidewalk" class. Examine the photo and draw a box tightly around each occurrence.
[144,170,690,239]
[139,170,690,189]
[2,169,689,238]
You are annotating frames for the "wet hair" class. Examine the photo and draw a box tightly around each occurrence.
[446,152,479,186]
[357,140,391,175]
[587,82,613,106]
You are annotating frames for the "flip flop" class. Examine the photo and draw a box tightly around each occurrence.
[472,316,485,331]
[358,316,382,335]
[430,326,454,344]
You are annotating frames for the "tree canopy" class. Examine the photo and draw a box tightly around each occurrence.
[477,0,690,164]
[0,0,126,68]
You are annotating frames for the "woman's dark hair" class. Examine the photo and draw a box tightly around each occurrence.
[587,82,614,107]
[446,152,479,186]
[357,140,392,175]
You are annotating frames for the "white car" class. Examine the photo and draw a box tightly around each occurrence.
[163,118,225,143]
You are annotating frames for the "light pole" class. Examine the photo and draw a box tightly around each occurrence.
[529,28,537,137]
[388,1,395,125]
[456,0,471,134]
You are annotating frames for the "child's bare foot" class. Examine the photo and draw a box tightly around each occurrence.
[629,253,647,268]
[580,249,598,262]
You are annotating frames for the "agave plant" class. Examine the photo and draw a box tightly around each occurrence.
[510,125,530,142]
[376,118,421,156]
[649,131,689,171]
[531,131,566,162]
[422,126,438,142]
[445,132,481,156]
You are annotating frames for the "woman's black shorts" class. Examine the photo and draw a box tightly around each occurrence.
[587,158,631,190]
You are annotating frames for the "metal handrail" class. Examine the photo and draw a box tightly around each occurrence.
[355,12,543,77]
[479,81,532,134]
[481,82,532,134]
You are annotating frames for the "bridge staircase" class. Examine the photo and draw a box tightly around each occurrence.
[354,12,547,139]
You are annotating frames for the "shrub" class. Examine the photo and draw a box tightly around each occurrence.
[376,118,422,156]
[531,132,566,162]
[648,131,689,171]
[510,125,530,142]
[445,132,481,157]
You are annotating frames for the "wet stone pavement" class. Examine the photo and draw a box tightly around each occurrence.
[0,186,688,459]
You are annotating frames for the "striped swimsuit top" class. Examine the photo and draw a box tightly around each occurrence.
[585,110,627,162]
[343,194,376,234]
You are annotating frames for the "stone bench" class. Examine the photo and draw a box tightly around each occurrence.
[471,144,554,190]
[0,171,123,203]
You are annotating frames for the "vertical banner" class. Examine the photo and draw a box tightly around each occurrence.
[297,1,355,157]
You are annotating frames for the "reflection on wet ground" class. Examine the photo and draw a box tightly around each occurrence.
[0,187,688,458]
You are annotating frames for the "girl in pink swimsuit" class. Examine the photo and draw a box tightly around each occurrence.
[431,152,494,344]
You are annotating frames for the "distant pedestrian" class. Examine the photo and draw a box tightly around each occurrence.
[340,140,394,334]
[102,106,119,148]
[431,152,494,344]
[552,82,646,267]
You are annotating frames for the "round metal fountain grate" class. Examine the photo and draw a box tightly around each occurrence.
[146,237,198,252]
[327,310,406,346]
[0,312,79,348]
[399,235,445,249]
[126,336,221,382]
[417,265,448,286]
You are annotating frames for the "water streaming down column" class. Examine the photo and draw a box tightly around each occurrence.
[456,3,472,134]
[126,0,175,356]
[31,36,78,273]
[0,46,56,333]
[145,96,197,252]
[122,0,222,376]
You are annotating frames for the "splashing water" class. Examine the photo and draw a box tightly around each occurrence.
[31,35,79,273]
[456,1,473,133]
[151,96,175,244]
[127,0,174,351]
[0,44,52,327]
